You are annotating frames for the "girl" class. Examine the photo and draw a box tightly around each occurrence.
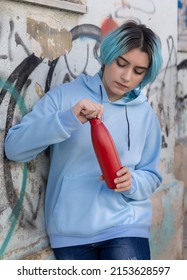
[4,20,163,260]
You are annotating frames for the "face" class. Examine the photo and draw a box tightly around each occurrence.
[102,48,149,102]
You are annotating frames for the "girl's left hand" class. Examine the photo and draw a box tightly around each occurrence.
[114,166,132,192]
[99,166,132,192]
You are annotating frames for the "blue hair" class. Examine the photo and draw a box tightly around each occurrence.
[98,21,163,88]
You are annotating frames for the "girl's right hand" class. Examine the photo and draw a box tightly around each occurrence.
[72,99,104,124]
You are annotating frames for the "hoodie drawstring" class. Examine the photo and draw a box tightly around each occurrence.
[99,85,104,122]
[99,85,103,104]
[125,106,130,151]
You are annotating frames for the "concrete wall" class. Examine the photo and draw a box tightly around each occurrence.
[175,0,187,210]
[0,0,184,259]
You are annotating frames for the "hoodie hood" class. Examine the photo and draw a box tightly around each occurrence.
[78,72,147,106]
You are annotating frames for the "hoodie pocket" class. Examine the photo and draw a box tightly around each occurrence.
[52,175,133,237]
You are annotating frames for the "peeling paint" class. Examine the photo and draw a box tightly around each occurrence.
[150,181,184,259]
[34,82,44,98]
[27,17,72,61]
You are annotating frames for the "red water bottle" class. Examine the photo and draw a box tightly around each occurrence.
[89,118,122,189]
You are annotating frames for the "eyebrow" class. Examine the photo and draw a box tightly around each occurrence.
[118,56,149,70]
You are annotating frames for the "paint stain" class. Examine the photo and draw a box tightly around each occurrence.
[101,15,119,37]
[27,17,72,61]
[35,83,44,98]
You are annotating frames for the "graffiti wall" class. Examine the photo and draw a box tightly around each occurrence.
[174,0,187,209]
[0,0,178,259]
[177,0,187,141]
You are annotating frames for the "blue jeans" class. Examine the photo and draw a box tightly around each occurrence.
[53,237,150,260]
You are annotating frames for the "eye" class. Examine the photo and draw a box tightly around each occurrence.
[134,68,147,75]
[116,57,128,67]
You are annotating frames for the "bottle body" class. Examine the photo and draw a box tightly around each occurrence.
[89,118,122,189]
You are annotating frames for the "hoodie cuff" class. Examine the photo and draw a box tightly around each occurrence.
[58,108,83,136]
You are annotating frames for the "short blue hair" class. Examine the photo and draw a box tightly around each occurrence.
[98,21,163,88]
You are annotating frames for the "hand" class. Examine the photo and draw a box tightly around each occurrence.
[114,166,132,192]
[72,99,104,124]
[99,166,132,192]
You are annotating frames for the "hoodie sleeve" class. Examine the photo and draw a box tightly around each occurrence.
[123,117,162,200]
[4,89,82,162]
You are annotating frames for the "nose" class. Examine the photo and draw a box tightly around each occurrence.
[121,67,133,82]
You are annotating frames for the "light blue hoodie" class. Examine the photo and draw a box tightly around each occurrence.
[4,73,162,248]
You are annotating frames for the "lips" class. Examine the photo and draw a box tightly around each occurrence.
[115,81,129,90]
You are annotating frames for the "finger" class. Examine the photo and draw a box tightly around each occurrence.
[87,104,104,119]
[114,174,132,192]
[114,174,130,185]
[86,112,97,119]
[97,105,104,119]
[80,106,96,116]
[114,185,131,192]
[116,166,128,177]
[79,100,104,119]
[86,107,99,117]
[115,179,131,190]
